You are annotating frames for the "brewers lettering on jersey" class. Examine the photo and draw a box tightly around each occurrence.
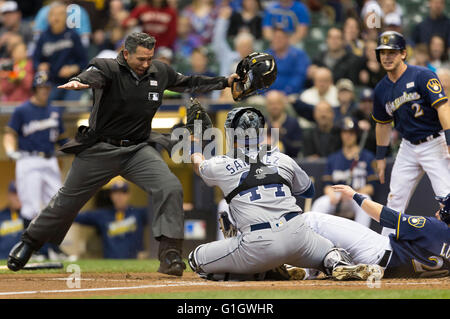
[372,31,450,236]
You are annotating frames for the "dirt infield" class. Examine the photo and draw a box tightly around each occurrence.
[0,272,448,299]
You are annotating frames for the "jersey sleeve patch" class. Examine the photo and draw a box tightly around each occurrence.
[426,78,442,94]
[407,216,426,228]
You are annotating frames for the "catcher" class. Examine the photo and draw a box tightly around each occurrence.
[184,98,384,281]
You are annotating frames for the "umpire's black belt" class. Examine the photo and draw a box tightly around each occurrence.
[100,137,145,147]
[250,212,299,232]
[410,132,440,145]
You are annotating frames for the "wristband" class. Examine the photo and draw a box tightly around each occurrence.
[375,146,389,160]
[445,129,450,146]
[353,193,366,206]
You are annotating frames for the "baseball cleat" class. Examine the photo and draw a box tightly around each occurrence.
[332,264,384,281]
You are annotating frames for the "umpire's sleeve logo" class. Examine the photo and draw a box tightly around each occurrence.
[426,79,442,94]
[407,216,426,228]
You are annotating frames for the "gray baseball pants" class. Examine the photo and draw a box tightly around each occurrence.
[22,142,184,248]
[192,214,334,275]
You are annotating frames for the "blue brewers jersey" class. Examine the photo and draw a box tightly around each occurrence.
[322,149,378,190]
[382,211,450,278]
[0,208,24,259]
[372,65,448,143]
[7,101,65,154]
[75,206,148,259]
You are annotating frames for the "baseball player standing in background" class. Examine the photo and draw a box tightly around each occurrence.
[7,32,238,276]
[372,31,450,235]
[188,103,383,281]
[3,71,69,259]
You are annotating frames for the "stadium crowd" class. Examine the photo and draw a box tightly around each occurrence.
[0,0,449,259]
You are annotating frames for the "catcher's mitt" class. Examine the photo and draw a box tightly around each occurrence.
[185,98,213,135]
[218,212,237,238]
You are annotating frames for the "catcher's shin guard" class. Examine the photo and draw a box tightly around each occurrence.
[322,247,354,276]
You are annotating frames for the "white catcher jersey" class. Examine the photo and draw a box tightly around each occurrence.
[199,148,312,230]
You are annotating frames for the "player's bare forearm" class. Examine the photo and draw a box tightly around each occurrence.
[332,184,383,222]
[436,100,450,153]
[375,122,392,146]
[191,152,205,176]
[3,131,17,153]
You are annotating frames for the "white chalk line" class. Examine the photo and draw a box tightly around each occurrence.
[0,279,447,297]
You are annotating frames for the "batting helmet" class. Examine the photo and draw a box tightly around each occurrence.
[435,193,450,224]
[375,31,406,63]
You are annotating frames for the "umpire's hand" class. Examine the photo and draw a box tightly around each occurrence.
[58,80,90,90]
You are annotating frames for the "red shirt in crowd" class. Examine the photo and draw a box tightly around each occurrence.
[123,5,177,49]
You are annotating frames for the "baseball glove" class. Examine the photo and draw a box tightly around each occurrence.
[218,212,237,238]
[185,98,213,135]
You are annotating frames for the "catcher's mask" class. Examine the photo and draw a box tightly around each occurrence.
[224,107,265,151]
[436,193,450,224]
[231,52,277,101]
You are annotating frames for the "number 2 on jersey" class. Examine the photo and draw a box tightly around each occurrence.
[411,103,424,118]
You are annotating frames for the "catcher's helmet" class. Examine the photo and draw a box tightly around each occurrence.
[225,107,266,148]
[232,52,277,101]
[436,193,450,224]
[375,31,406,63]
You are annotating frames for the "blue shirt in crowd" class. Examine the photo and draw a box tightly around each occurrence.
[263,1,310,32]
[33,27,87,85]
[266,46,310,95]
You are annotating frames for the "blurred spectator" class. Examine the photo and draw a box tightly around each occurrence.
[109,0,130,27]
[181,0,219,46]
[0,181,24,259]
[0,1,33,49]
[33,0,92,48]
[311,117,377,228]
[14,0,43,21]
[358,39,385,88]
[265,90,303,158]
[187,47,217,99]
[262,0,310,45]
[227,0,263,40]
[33,2,88,101]
[343,16,364,57]
[409,43,436,72]
[310,27,362,84]
[429,35,449,70]
[302,100,341,159]
[212,5,254,77]
[266,28,310,96]
[173,15,202,72]
[334,78,357,125]
[75,181,148,259]
[383,11,402,33]
[123,0,178,50]
[0,41,33,102]
[155,46,182,99]
[380,0,403,25]
[72,0,110,33]
[411,0,450,47]
[300,67,339,107]
[351,88,378,154]
[359,0,383,41]
[436,67,450,93]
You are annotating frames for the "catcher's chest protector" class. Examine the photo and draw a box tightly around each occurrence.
[225,148,292,204]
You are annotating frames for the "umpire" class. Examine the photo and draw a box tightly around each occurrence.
[7,32,238,276]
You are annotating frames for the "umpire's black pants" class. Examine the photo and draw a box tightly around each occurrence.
[22,142,184,248]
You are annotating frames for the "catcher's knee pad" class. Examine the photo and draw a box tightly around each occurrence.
[323,248,354,276]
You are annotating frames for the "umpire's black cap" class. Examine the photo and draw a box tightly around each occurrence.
[375,31,406,62]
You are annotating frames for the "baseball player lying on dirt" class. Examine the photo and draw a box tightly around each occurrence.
[184,97,383,281]
[297,185,450,279]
